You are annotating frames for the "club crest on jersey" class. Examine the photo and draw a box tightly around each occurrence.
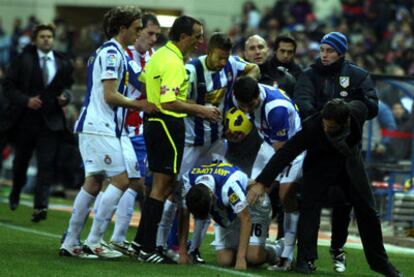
[229,192,240,204]
[339,76,350,88]
[104,155,112,165]
[106,54,117,67]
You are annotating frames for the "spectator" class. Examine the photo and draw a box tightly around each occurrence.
[271,34,303,79]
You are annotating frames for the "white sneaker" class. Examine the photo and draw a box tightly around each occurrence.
[84,241,124,258]
[59,245,98,259]
[109,240,137,256]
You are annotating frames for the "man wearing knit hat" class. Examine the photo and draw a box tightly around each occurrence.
[292,32,383,274]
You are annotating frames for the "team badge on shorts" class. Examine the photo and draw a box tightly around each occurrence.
[339,76,350,88]
[104,155,112,165]
[340,91,348,97]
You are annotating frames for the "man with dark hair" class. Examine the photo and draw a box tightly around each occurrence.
[272,34,302,79]
[249,99,403,277]
[3,23,73,222]
[179,161,279,270]
[231,76,304,271]
[131,15,221,264]
[293,31,379,273]
[60,6,157,258]
[244,34,296,98]
[105,12,162,254]
[160,32,259,264]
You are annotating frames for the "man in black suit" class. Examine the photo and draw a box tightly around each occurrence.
[249,99,403,277]
[3,23,74,222]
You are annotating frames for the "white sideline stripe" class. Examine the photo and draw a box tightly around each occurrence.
[0,222,61,239]
[199,264,262,277]
[0,222,261,277]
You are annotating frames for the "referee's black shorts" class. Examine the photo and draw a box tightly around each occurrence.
[144,113,185,175]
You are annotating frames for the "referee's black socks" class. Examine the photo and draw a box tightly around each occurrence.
[137,197,164,253]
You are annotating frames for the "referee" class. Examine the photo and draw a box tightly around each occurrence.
[133,15,221,263]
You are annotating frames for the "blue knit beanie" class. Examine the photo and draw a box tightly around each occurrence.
[320,32,348,55]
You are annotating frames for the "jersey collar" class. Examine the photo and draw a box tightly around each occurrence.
[165,41,184,61]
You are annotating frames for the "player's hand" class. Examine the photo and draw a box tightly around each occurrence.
[27,96,42,110]
[247,182,265,205]
[178,252,192,265]
[225,129,246,143]
[234,257,247,270]
[57,94,69,106]
[199,105,221,122]
[138,100,158,114]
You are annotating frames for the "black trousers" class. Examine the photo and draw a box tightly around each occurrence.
[297,184,395,275]
[12,121,60,209]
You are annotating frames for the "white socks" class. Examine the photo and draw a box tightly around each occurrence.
[110,188,137,243]
[63,188,95,247]
[281,211,299,261]
[189,218,210,252]
[92,191,103,215]
[86,185,123,245]
[156,199,177,248]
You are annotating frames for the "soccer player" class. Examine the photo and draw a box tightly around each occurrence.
[179,161,278,270]
[132,15,220,264]
[230,76,304,271]
[107,13,161,255]
[59,6,157,258]
[155,33,259,263]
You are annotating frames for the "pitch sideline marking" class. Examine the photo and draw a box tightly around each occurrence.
[0,222,261,277]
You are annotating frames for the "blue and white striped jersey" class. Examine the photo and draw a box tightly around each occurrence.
[244,84,302,145]
[75,38,129,138]
[182,162,249,228]
[185,55,249,146]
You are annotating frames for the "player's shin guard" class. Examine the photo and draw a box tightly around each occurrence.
[156,199,177,248]
[189,217,211,252]
[86,185,123,245]
[111,188,137,243]
[63,188,95,247]
[281,211,299,261]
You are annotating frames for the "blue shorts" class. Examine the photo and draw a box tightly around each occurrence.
[130,135,147,177]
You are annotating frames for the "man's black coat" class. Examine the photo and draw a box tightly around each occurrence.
[256,100,375,208]
[1,44,73,134]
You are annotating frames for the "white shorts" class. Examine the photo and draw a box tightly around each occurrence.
[211,194,272,250]
[78,133,139,178]
[178,139,226,179]
[250,141,304,184]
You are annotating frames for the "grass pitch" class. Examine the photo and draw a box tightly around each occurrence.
[0,193,412,276]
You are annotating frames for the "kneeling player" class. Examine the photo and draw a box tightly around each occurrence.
[178,161,278,270]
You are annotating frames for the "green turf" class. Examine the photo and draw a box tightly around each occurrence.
[0,196,412,276]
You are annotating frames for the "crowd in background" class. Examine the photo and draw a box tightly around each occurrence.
[1,0,414,191]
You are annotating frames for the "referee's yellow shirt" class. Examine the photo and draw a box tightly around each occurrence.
[140,41,188,118]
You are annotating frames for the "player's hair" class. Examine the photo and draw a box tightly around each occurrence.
[169,15,202,42]
[142,13,160,28]
[274,34,297,52]
[208,32,232,52]
[321,98,350,125]
[32,23,55,40]
[186,184,211,220]
[103,6,142,39]
[233,76,260,104]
